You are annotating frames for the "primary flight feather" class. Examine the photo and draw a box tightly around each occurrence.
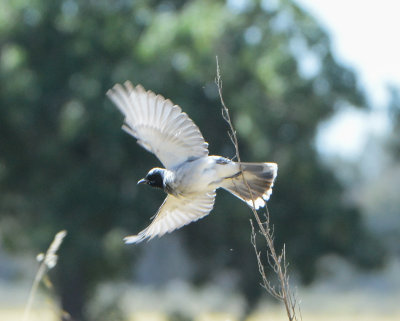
[107,81,278,244]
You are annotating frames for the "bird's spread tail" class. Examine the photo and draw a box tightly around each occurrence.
[222,162,277,209]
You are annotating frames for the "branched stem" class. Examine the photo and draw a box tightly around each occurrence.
[215,57,301,321]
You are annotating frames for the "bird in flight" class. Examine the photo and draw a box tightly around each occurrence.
[107,81,278,244]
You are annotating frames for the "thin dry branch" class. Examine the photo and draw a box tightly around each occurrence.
[215,57,301,321]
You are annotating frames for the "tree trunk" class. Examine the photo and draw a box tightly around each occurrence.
[57,267,88,321]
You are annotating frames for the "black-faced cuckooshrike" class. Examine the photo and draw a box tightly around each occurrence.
[107,82,278,244]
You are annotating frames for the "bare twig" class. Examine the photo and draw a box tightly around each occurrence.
[22,230,67,321]
[215,57,301,321]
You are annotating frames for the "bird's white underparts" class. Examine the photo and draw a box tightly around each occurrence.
[107,81,278,244]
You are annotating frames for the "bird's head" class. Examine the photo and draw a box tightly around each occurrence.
[137,168,165,189]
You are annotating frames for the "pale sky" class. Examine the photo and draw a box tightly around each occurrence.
[295,0,400,159]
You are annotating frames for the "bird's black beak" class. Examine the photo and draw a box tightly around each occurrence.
[137,178,148,185]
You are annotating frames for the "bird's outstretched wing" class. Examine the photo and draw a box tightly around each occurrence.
[124,191,216,244]
[107,81,209,169]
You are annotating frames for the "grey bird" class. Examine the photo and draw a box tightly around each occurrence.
[107,81,278,244]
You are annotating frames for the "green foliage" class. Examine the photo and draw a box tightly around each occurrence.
[0,0,382,320]
[387,86,400,156]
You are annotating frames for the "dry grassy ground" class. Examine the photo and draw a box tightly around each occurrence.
[2,258,400,321]
[2,309,400,321]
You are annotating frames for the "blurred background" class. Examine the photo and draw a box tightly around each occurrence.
[0,0,399,320]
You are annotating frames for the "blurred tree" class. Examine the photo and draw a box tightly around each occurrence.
[387,86,400,156]
[0,0,384,320]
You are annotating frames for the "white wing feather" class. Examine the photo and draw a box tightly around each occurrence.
[107,81,209,169]
[124,191,216,244]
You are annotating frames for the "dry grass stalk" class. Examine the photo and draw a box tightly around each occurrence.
[22,230,67,321]
[215,57,301,321]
